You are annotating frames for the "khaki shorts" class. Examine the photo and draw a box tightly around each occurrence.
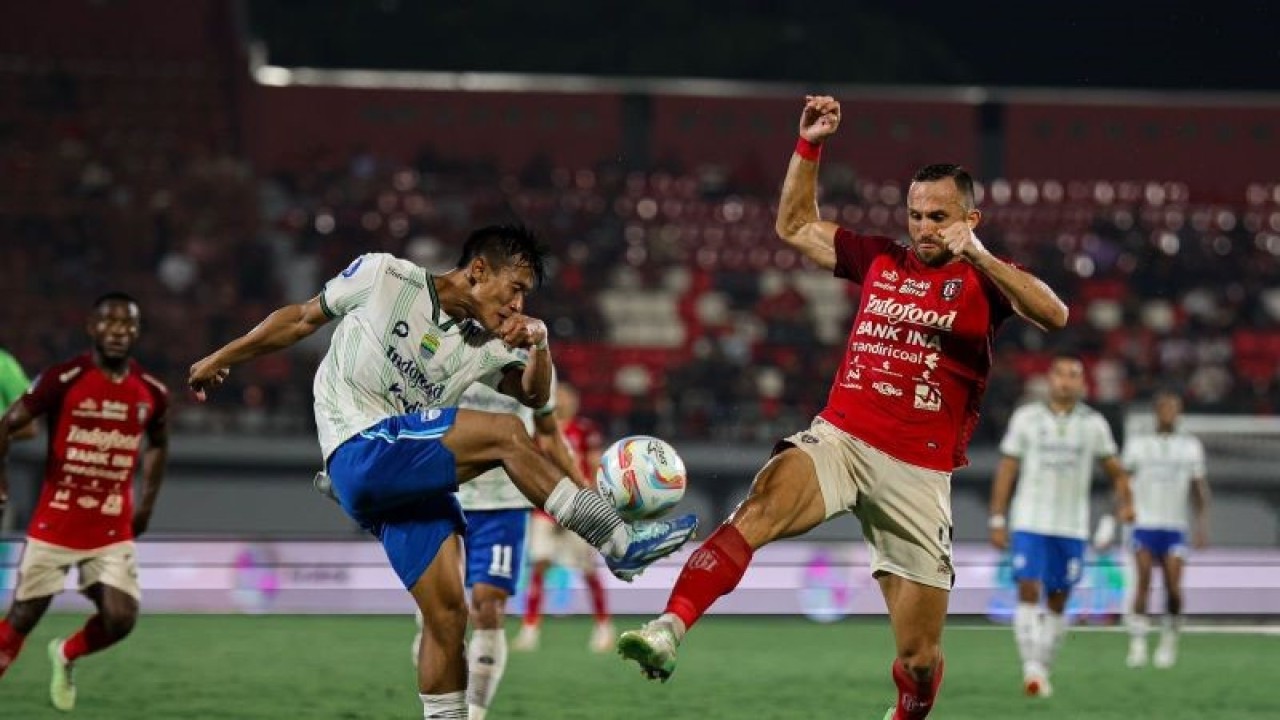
[14,538,141,602]
[783,417,954,590]
[527,512,597,572]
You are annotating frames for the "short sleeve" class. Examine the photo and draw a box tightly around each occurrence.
[998,407,1029,457]
[1094,415,1120,458]
[832,229,895,284]
[142,373,170,434]
[1190,438,1207,479]
[320,253,389,318]
[19,361,81,418]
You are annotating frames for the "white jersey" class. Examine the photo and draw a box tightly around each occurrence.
[1122,431,1205,531]
[1000,401,1119,539]
[455,368,555,511]
[312,253,525,460]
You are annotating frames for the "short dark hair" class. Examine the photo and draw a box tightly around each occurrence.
[456,224,548,288]
[93,291,139,311]
[912,164,976,210]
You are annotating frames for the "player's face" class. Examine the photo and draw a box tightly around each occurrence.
[1047,359,1085,403]
[88,300,141,360]
[555,385,580,421]
[906,178,979,267]
[1155,394,1182,428]
[469,258,535,332]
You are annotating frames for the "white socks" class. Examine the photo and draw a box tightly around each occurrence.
[421,691,466,718]
[1127,613,1150,640]
[1013,603,1039,669]
[466,629,507,718]
[1040,611,1067,669]
[544,478,630,557]
[1014,604,1067,672]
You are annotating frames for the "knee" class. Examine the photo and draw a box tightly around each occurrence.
[101,609,137,641]
[897,642,942,678]
[469,596,507,630]
[490,414,529,446]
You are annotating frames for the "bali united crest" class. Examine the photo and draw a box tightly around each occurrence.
[941,278,963,301]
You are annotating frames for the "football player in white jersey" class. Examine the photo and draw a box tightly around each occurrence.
[988,356,1133,698]
[188,225,697,718]
[1121,391,1208,669]
[411,372,586,720]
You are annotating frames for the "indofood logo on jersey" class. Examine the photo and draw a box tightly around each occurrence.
[66,425,143,451]
[864,295,957,330]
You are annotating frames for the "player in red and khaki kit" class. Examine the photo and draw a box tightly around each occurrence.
[0,292,169,712]
[619,96,1069,720]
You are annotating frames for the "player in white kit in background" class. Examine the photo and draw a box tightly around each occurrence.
[988,356,1133,698]
[1121,390,1208,669]
[411,367,583,720]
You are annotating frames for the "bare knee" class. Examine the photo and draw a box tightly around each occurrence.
[897,640,943,678]
[1016,581,1041,604]
[469,587,508,630]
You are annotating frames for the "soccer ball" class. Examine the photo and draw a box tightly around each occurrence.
[595,435,687,521]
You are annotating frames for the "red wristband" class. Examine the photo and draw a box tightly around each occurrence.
[795,136,823,162]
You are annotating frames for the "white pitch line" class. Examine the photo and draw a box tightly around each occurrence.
[950,624,1280,636]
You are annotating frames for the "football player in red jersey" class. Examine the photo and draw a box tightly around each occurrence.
[0,293,169,711]
[514,382,614,653]
[619,96,1068,720]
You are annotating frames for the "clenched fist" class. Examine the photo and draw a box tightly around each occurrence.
[799,95,841,144]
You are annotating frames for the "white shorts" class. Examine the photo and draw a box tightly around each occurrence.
[783,417,954,590]
[14,538,141,602]
[527,512,597,572]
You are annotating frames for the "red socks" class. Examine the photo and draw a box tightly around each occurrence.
[892,656,945,720]
[523,566,545,627]
[0,619,26,678]
[62,615,113,663]
[584,570,609,622]
[664,524,754,630]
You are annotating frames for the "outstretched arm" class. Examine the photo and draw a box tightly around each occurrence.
[774,95,844,271]
[188,296,332,400]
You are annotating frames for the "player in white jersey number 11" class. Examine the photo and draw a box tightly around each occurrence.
[188,225,697,719]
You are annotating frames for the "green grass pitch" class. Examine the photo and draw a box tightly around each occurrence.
[1,614,1275,719]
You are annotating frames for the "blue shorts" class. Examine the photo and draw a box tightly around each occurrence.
[1010,531,1086,594]
[464,509,531,595]
[1131,528,1187,561]
[327,408,465,589]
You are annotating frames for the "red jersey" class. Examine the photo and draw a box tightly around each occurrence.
[562,416,604,480]
[819,229,1016,472]
[19,354,168,549]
